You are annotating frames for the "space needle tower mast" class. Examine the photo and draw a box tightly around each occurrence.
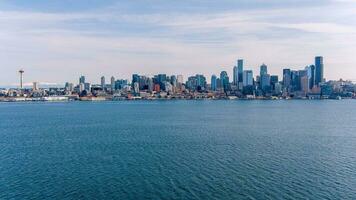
[19,69,24,89]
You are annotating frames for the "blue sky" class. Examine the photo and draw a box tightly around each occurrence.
[1,0,356,86]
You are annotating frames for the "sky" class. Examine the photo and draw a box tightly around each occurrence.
[0,0,356,86]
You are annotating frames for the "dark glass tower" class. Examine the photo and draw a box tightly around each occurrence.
[315,56,324,86]
[237,59,243,84]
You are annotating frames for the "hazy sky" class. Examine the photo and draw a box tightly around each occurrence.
[1,0,356,86]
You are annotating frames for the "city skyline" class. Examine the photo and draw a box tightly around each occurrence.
[1,0,356,85]
[0,56,332,88]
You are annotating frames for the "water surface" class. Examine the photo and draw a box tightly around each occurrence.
[1,100,356,199]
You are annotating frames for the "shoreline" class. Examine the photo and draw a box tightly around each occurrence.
[0,97,353,103]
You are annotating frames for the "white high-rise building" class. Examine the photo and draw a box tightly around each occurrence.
[177,75,184,84]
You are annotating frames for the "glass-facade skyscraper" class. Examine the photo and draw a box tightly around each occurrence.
[260,64,268,77]
[315,56,324,86]
[237,59,243,84]
[233,66,238,86]
[211,75,217,91]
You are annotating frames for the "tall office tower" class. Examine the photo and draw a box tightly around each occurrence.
[283,69,291,88]
[196,74,207,90]
[270,75,279,89]
[79,83,85,92]
[133,82,139,93]
[260,64,268,77]
[220,71,230,92]
[132,74,140,88]
[237,59,243,84]
[243,70,253,86]
[301,75,309,95]
[298,70,308,92]
[157,74,167,90]
[261,74,271,91]
[211,75,217,91]
[170,75,177,87]
[110,76,115,91]
[307,65,316,89]
[148,78,154,92]
[315,56,324,86]
[79,76,85,84]
[290,70,299,91]
[19,69,24,89]
[233,66,238,85]
[101,76,106,90]
[177,75,184,84]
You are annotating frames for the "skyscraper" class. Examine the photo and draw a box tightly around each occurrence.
[220,71,230,92]
[315,56,324,86]
[110,76,115,91]
[237,59,243,84]
[101,76,105,90]
[233,66,238,86]
[211,75,217,91]
[170,75,177,87]
[261,74,271,92]
[270,75,279,89]
[260,64,268,77]
[79,76,85,84]
[243,70,253,86]
[177,75,184,84]
[283,69,291,89]
[307,65,316,89]
[132,74,140,88]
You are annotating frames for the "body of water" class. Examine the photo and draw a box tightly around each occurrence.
[1,100,356,199]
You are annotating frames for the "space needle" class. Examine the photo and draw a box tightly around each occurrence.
[19,69,24,89]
